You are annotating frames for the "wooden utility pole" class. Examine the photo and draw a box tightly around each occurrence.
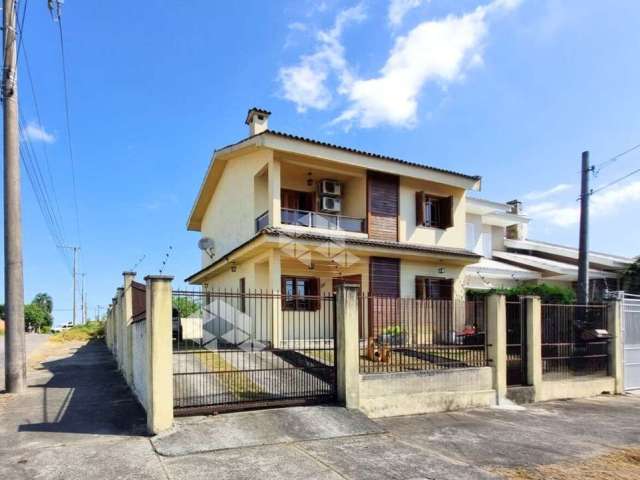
[3,0,26,393]
[577,151,591,306]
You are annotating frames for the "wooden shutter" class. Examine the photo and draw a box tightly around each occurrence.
[367,172,399,241]
[415,276,426,299]
[415,191,425,226]
[440,195,454,229]
[309,277,320,310]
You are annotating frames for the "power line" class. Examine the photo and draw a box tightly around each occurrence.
[590,167,640,197]
[593,142,640,176]
[52,5,82,248]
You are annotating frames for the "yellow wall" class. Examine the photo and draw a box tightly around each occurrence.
[401,258,465,299]
[200,149,272,265]
[398,177,466,249]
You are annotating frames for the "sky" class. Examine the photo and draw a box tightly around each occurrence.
[3,0,640,326]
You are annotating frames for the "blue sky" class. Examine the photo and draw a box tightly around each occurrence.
[4,0,640,325]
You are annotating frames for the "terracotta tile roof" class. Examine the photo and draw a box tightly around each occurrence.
[262,227,481,259]
[217,130,481,182]
[185,227,479,283]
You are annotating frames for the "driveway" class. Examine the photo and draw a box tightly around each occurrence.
[0,333,49,392]
[2,339,640,479]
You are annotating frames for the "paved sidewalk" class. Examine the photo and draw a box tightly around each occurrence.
[1,340,640,479]
[0,333,50,392]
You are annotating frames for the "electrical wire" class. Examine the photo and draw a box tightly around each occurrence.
[56,13,82,248]
[593,142,640,176]
[590,167,640,196]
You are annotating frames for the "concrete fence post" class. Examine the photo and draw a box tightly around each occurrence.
[122,272,136,386]
[336,284,360,409]
[111,297,118,356]
[487,294,506,405]
[525,296,542,400]
[105,306,112,350]
[116,289,124,370]
[145,274,174,435]
[607,297,624,394]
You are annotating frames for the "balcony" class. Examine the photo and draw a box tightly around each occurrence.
[255,209,366,234]
[282,208,365,233]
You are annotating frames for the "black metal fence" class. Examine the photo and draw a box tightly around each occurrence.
[506,300,528,386]
[172,290,337,415]
[541,303,609,379]
[358,296,487,374]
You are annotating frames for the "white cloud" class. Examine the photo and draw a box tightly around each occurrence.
[278,4,366,112]
[523,183,573,200]
[22,122,55,144]
[388,0,426,27]
[526,181,640,227]
[333,0,521,128]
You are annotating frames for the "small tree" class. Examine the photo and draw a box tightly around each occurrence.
[622,258,640,294]
[466,283,576,304]
[32,293,53,315]
[24,304,51,332]
[173,297,201,318]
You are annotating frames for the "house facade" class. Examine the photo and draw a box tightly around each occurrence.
[462,197,634,296]
[186,108,482,303]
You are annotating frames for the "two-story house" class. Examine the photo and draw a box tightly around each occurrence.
[186,108,482,306]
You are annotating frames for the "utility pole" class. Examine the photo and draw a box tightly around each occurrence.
[80,273,85,324]
[60,245,79,325]
[3,0,26,393]
[577,151,592,306]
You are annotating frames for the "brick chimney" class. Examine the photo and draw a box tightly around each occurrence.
[506,199,527,240]
[245,107,271,136]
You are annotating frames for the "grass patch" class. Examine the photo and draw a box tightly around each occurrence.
[493,447,640,479]
[193,351,264,399]
[51,321,104,343]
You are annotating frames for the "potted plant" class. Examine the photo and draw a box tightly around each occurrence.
[378,325,407,346]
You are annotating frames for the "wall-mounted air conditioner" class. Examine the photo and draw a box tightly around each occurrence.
[320,179,341,196]
[321,196,341,213]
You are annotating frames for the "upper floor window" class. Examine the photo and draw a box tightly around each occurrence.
[415,192,453,229]
[281,276,320,311]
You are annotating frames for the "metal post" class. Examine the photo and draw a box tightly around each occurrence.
[577,151,591,306]
[3,0,26,394]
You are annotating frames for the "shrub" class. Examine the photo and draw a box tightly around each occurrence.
[51,321,104,342]
[466,283,576,304]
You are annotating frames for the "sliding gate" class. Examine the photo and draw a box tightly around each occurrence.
[172,290,337,415]
[623,293,640,391]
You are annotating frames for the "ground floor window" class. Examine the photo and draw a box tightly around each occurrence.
[415,276,453,300]
[282,276,320,311]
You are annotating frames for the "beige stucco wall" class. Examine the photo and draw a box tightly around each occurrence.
[401,258,465,299]
[131,320,147,411]
[399,177,466,249]
[200,149,272,264]
[538,377,615,402]
[358,367,495,418]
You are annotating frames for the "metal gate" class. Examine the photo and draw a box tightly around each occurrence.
[506,299,528,386]
[172,290,337,415]
[623,292,640,391]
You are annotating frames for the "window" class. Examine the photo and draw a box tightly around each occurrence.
[281,276,320,311]
[239,278,246,313]
[415,192,453,229]
[415,276,453,300]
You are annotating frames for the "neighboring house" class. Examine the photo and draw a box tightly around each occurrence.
[186,108,483,302]
[463,197,635,297]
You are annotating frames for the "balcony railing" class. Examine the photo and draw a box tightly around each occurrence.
[281,208,365,233]
[256,211,269,232]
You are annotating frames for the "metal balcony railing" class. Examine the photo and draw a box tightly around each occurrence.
[281,208,365,233]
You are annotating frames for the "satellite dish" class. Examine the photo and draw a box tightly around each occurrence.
[198,237,215,251]
[198,237,215,258]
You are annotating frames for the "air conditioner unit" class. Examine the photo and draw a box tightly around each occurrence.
[320,179,341,196]
[321,196,341,213]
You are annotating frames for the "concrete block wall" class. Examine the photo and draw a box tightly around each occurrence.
[104,272,174,435]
